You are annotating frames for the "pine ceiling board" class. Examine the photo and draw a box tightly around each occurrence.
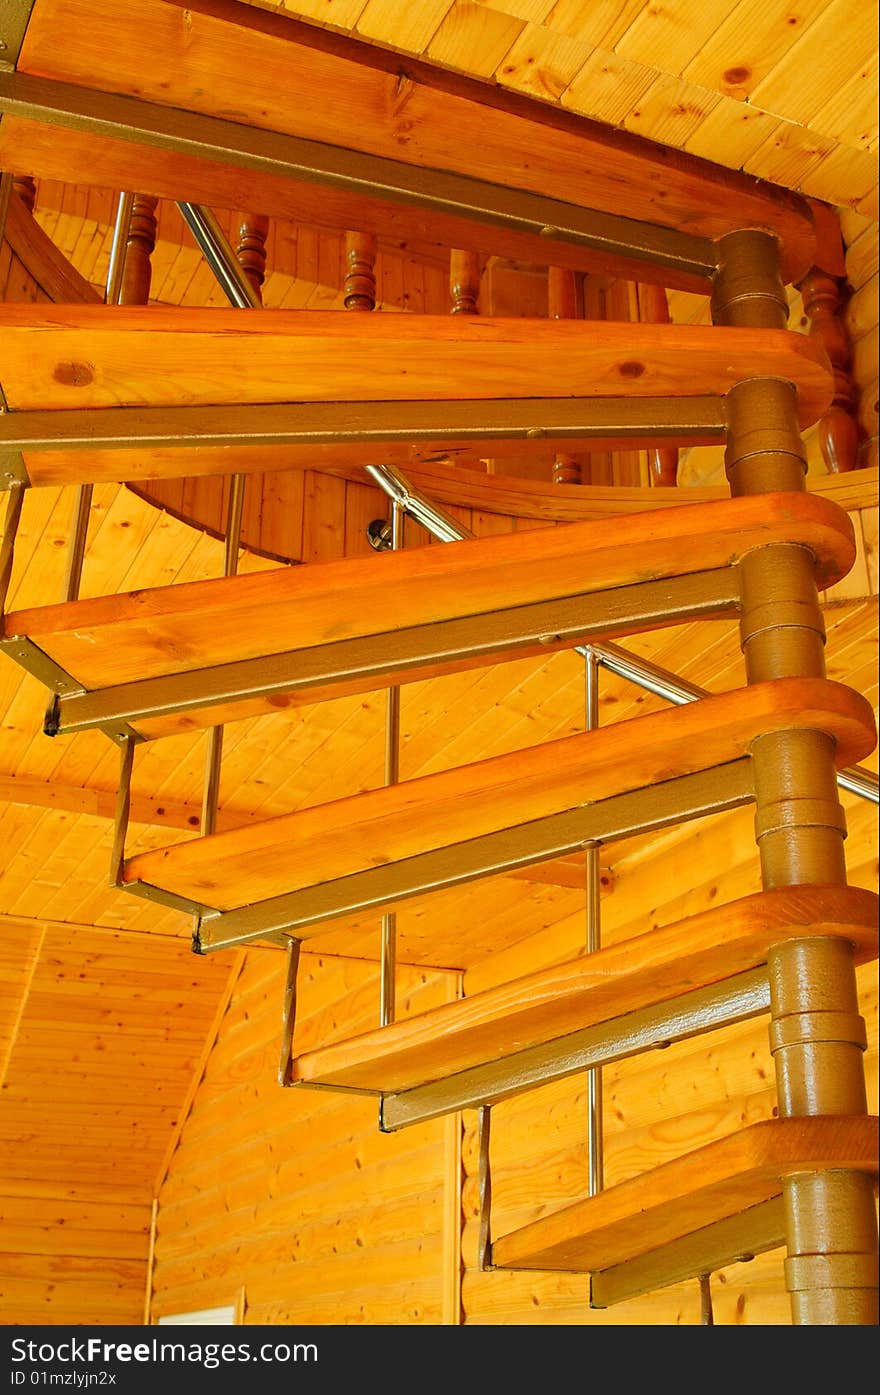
[356,0,453,50]
[680,0,832,102]
[748,0,877,127]
[744,119,837,193]
[252,0,371,24]
[799,143,878,212]
[621,71,720,147]
[683,95,778,169]
[428,2,527,77]
[546,0,644,49]
[613,0,743,75]
[559,48,656,127]
[305,876,587,970]
[807,50,878,152]
[494,23,591,101]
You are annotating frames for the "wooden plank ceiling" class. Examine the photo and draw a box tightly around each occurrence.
[0,0,876,1291]
[240,0,878,219]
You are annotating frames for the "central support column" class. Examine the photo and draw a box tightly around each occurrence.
[713,229,878,1326]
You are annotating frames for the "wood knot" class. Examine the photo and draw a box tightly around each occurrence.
[618,360,645,378]
[53,361,94,387]
[723,65,752,86]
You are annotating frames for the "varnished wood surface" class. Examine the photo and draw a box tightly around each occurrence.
[0,116,713,295]
[4,492,855,697]
[0,306,832,424]
[3,190,100,305]
[490,1115,879,1272]
[291,885,879,1092]
[16,0,817,283]
[121,678,876,911]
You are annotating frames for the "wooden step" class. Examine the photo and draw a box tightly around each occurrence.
[0,306,831,424]
[290,886,879,1095]
[2,492,855,740]
[5,0,817,287]
[119,678,876,950]
[490,1116,879,1279]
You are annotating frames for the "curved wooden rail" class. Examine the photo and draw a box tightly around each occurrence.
[2,189,100,304]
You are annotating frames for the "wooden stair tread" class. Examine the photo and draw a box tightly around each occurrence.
[490,1116,879,1273]
[11,0,816,286]
[0,307,831,425]
[121,678,876,913]
[291,886,879,1093]
[4,492,853,705]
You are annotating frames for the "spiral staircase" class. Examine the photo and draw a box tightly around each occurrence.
[0,0,877,1325]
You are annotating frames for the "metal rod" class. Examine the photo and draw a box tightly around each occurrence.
[179,207,251,800]
[0,397,727,454]
[837,765,880,804]
[581,639,877,802]
[379,501,403,1028]
[223,473,247,576]
[477,1105,493,1271]
[365,463,475,542]
[577,638,705,704]
[105,191,134,306]
[109,734,136,889]
[278,937,301,1087]
[200,476,247,840]
[61,483,93,604]
[177,202,262,309]
[0,481,25,616]
[584,648,604,1197]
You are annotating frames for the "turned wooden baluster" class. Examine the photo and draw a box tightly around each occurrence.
[797,267,859,473]
[637,282,678,486]
[449,248,480,315]
[12,175,36,213]
[548,266,582,485]
[118,194,158,305]
[344,231,377,311]
[236,211,270,303]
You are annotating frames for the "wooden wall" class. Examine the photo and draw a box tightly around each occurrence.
[0,919,232,1326]
[150,951,461,1324]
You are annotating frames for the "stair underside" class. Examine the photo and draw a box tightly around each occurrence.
[2,491,854,740]
[490,1116,879,1274]
[118,679,875,946]
[6,0,817,286]
[291,885,879,1094]
[0,308,831,424]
